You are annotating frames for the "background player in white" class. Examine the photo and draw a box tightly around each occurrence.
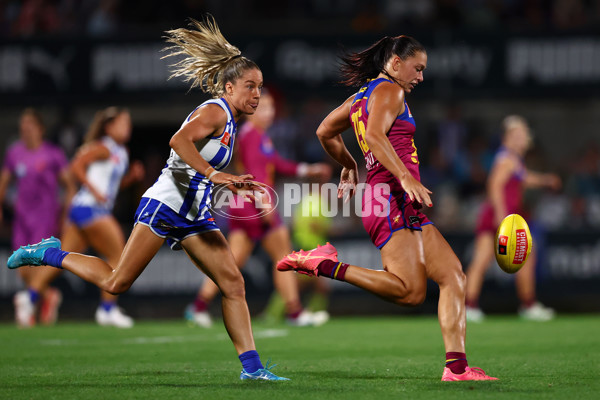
[26,107,144,328]
[7,16,288,381]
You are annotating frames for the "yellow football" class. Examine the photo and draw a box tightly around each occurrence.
[494,214,533,274]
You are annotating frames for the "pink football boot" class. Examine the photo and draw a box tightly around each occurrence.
[441,366,498,381]
[276,242,338,277]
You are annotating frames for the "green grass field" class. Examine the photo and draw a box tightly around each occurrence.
[1,315,598,400]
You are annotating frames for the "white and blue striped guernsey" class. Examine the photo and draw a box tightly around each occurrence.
[142,98,237,221]
[71,136,129,210]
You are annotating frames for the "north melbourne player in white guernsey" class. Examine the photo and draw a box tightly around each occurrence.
[7,16,289,381]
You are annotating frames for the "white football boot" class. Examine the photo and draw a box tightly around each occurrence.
[184,304,213,328]
[519,302,555,321]
[14,290,36,328]
[287,310,330,327]
[466,306,486,323]
[95,306,134,328]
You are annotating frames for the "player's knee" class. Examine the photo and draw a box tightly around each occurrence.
[217,269,246,300]
[104,278,131,295]
[390,280,426,306]
[401,288,426,307]
[448,264,467,293]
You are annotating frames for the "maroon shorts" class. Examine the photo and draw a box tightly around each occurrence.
[361,175,432,249]
[227,200,283,242]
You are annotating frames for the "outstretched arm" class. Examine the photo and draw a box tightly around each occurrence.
[524,170,561,190]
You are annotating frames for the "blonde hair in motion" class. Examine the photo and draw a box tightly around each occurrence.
[162,16,259,98]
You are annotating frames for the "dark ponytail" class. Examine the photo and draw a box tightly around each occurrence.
[339,35,426,87]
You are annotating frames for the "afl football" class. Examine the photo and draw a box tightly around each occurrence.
[495,214,532,274]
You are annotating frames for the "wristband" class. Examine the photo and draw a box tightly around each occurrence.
[204,166,216,177]
[208,169,221,180]
[205,166,221,180]
[205,166,220,180]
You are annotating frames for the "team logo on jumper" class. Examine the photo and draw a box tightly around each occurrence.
[220,131,231,146]
[408,216,420,225]
[498,235,508,255]
[512,229,528,264]
[211,181,278,220]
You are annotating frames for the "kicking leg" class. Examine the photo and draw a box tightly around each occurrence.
[278,228,428,306]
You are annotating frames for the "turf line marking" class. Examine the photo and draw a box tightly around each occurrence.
[39,329,288,346]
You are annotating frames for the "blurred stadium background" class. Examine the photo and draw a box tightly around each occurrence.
[1,0,599,322]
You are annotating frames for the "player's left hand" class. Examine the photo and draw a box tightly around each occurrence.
[129,160,146,182]
[545,173,562,191]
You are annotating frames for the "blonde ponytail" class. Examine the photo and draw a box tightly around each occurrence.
[162,16,258,97]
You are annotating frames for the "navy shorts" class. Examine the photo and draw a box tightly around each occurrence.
[69,205,111,228]
[134,197,220,250]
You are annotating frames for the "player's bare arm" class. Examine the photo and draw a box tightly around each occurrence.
[169,104,253,189]
[523,170,562,190]
[317,95,358,171]
[317,95,359,200]
[71,143,111,204]
[366,82,432,206]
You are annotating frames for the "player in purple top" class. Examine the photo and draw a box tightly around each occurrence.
[25,107,145,328]
[278,36,497,381]
[465,115,561,322]
[186,91,331,328]
[0,108,76,327]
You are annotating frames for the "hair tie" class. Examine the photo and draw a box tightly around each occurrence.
[230,54,242,61]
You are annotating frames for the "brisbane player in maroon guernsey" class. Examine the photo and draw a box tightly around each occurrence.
[465,116,561,322]
[278,36,497,381]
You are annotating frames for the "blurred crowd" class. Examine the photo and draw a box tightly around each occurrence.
[1,0,600,38]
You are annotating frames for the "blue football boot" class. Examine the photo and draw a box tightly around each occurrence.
[240,360,290,381]
[7,237,61,269]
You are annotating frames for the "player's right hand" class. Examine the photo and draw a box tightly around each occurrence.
[338,167,358,203]
[210,172,265,201]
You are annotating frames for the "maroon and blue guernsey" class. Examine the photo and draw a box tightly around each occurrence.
[349,77,420,183]
[349,77,432,249]
[476,147,526,234]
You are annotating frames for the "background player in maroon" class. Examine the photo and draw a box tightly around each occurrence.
[277,35,497,381]
[465,115,561,322]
